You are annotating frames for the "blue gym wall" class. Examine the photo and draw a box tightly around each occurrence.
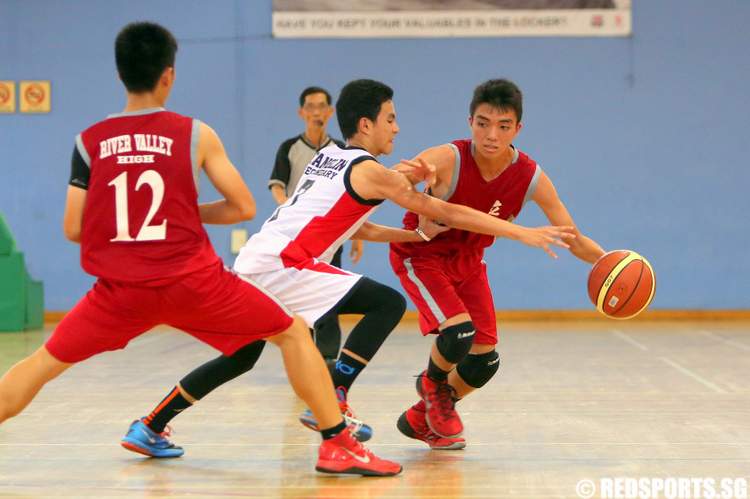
[1,0,748,311]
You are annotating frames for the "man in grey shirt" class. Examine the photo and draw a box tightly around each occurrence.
[269,86,363,365]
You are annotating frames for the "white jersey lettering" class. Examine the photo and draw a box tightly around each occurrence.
[234,144,382,274]
[99,135,132,159]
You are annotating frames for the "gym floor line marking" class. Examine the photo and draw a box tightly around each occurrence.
[610,329,649,351]
[700,330,750,352]
[659,357,728,394]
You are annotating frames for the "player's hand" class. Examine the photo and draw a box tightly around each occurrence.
[349,239,363,264]
[519,225,576,259]
[417,214,449,240]
[395,158,437,188]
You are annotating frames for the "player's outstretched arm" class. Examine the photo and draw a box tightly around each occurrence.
[532,171,605,264]
[62,185,87,243]
[352,220,448,243]
[197,123,256,224]
[391,144,454,189]
[350,159,575,259]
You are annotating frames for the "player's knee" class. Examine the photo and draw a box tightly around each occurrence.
[366,280,406,319]
[271,316,311,346]
[378,286,406,323]
[228,340,266,369]
[456,350,500,388]
[389,287,407,316]
[435,321,475,364]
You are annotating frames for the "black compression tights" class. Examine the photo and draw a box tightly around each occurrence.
[179,340,266,400]
[178,277,405,400]
[324,277,406,361]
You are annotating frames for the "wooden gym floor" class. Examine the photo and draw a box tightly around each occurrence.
[0,320,748,498]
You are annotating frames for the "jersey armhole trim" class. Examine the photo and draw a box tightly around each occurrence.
[344,156,384,206]
[75,134,91,168]
[442,143,461,200]
[523,164,542,207]
[191,119,201,191]
[268,179,286,189]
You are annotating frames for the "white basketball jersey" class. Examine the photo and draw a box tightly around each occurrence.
[234,143,382,274]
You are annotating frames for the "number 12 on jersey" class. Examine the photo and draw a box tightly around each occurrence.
[108,170,167,242]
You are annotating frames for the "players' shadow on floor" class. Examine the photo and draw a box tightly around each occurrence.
[303,474,400,499]
[116,457,299,496]
[401,449,466,499]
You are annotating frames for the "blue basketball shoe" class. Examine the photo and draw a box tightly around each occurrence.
[120,419,184,458]
[299,387,373,442]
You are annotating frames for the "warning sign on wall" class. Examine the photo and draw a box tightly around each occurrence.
[0,81,15,113]
[20,81,51,113]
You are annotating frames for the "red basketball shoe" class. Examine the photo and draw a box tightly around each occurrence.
[416,371,464,438]
[397,400,466,450]
[316,429,402,476]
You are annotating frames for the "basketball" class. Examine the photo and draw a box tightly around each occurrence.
[588,250,656,319]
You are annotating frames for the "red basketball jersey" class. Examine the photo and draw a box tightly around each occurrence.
[76,109,218,282]
[392,139,540,260]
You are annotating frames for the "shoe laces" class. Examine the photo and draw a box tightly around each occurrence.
[343,430,372,458]
[342,408,365,435]
[432,380,458,415]
[161,425,175,439]
[336,387,366,435]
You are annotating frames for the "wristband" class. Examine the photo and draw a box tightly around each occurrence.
[415,227,431,242]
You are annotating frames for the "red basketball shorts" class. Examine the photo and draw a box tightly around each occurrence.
[390,252,498,345]
[46,261,294,363]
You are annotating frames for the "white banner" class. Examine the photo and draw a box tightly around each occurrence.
[273,4,631,38]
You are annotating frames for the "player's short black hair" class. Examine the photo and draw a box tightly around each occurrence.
[470,79,523,122]
[115,22,178,93]
[299,86,332,107]
[336,79,394,139]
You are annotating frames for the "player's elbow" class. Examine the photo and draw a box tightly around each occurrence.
[234,191,256,221]
[238,202,256,221]
[63,225,81,243]
[354,223,376,241]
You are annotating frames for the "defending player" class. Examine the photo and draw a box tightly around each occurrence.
[391,79,606,449]
[0,22,402,477]
[123,79,575,452]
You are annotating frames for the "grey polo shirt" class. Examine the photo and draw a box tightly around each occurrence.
[268,134,345,196]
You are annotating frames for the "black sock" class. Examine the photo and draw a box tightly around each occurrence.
[320,420,347,440]
[427,357,449,382]
[143,386,192,433]
[330,352,367,394]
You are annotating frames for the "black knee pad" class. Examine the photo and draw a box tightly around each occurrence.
[435,321,475,364]
[456,350,500,388]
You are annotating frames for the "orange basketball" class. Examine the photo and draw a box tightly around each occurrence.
[588,250,656,319]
